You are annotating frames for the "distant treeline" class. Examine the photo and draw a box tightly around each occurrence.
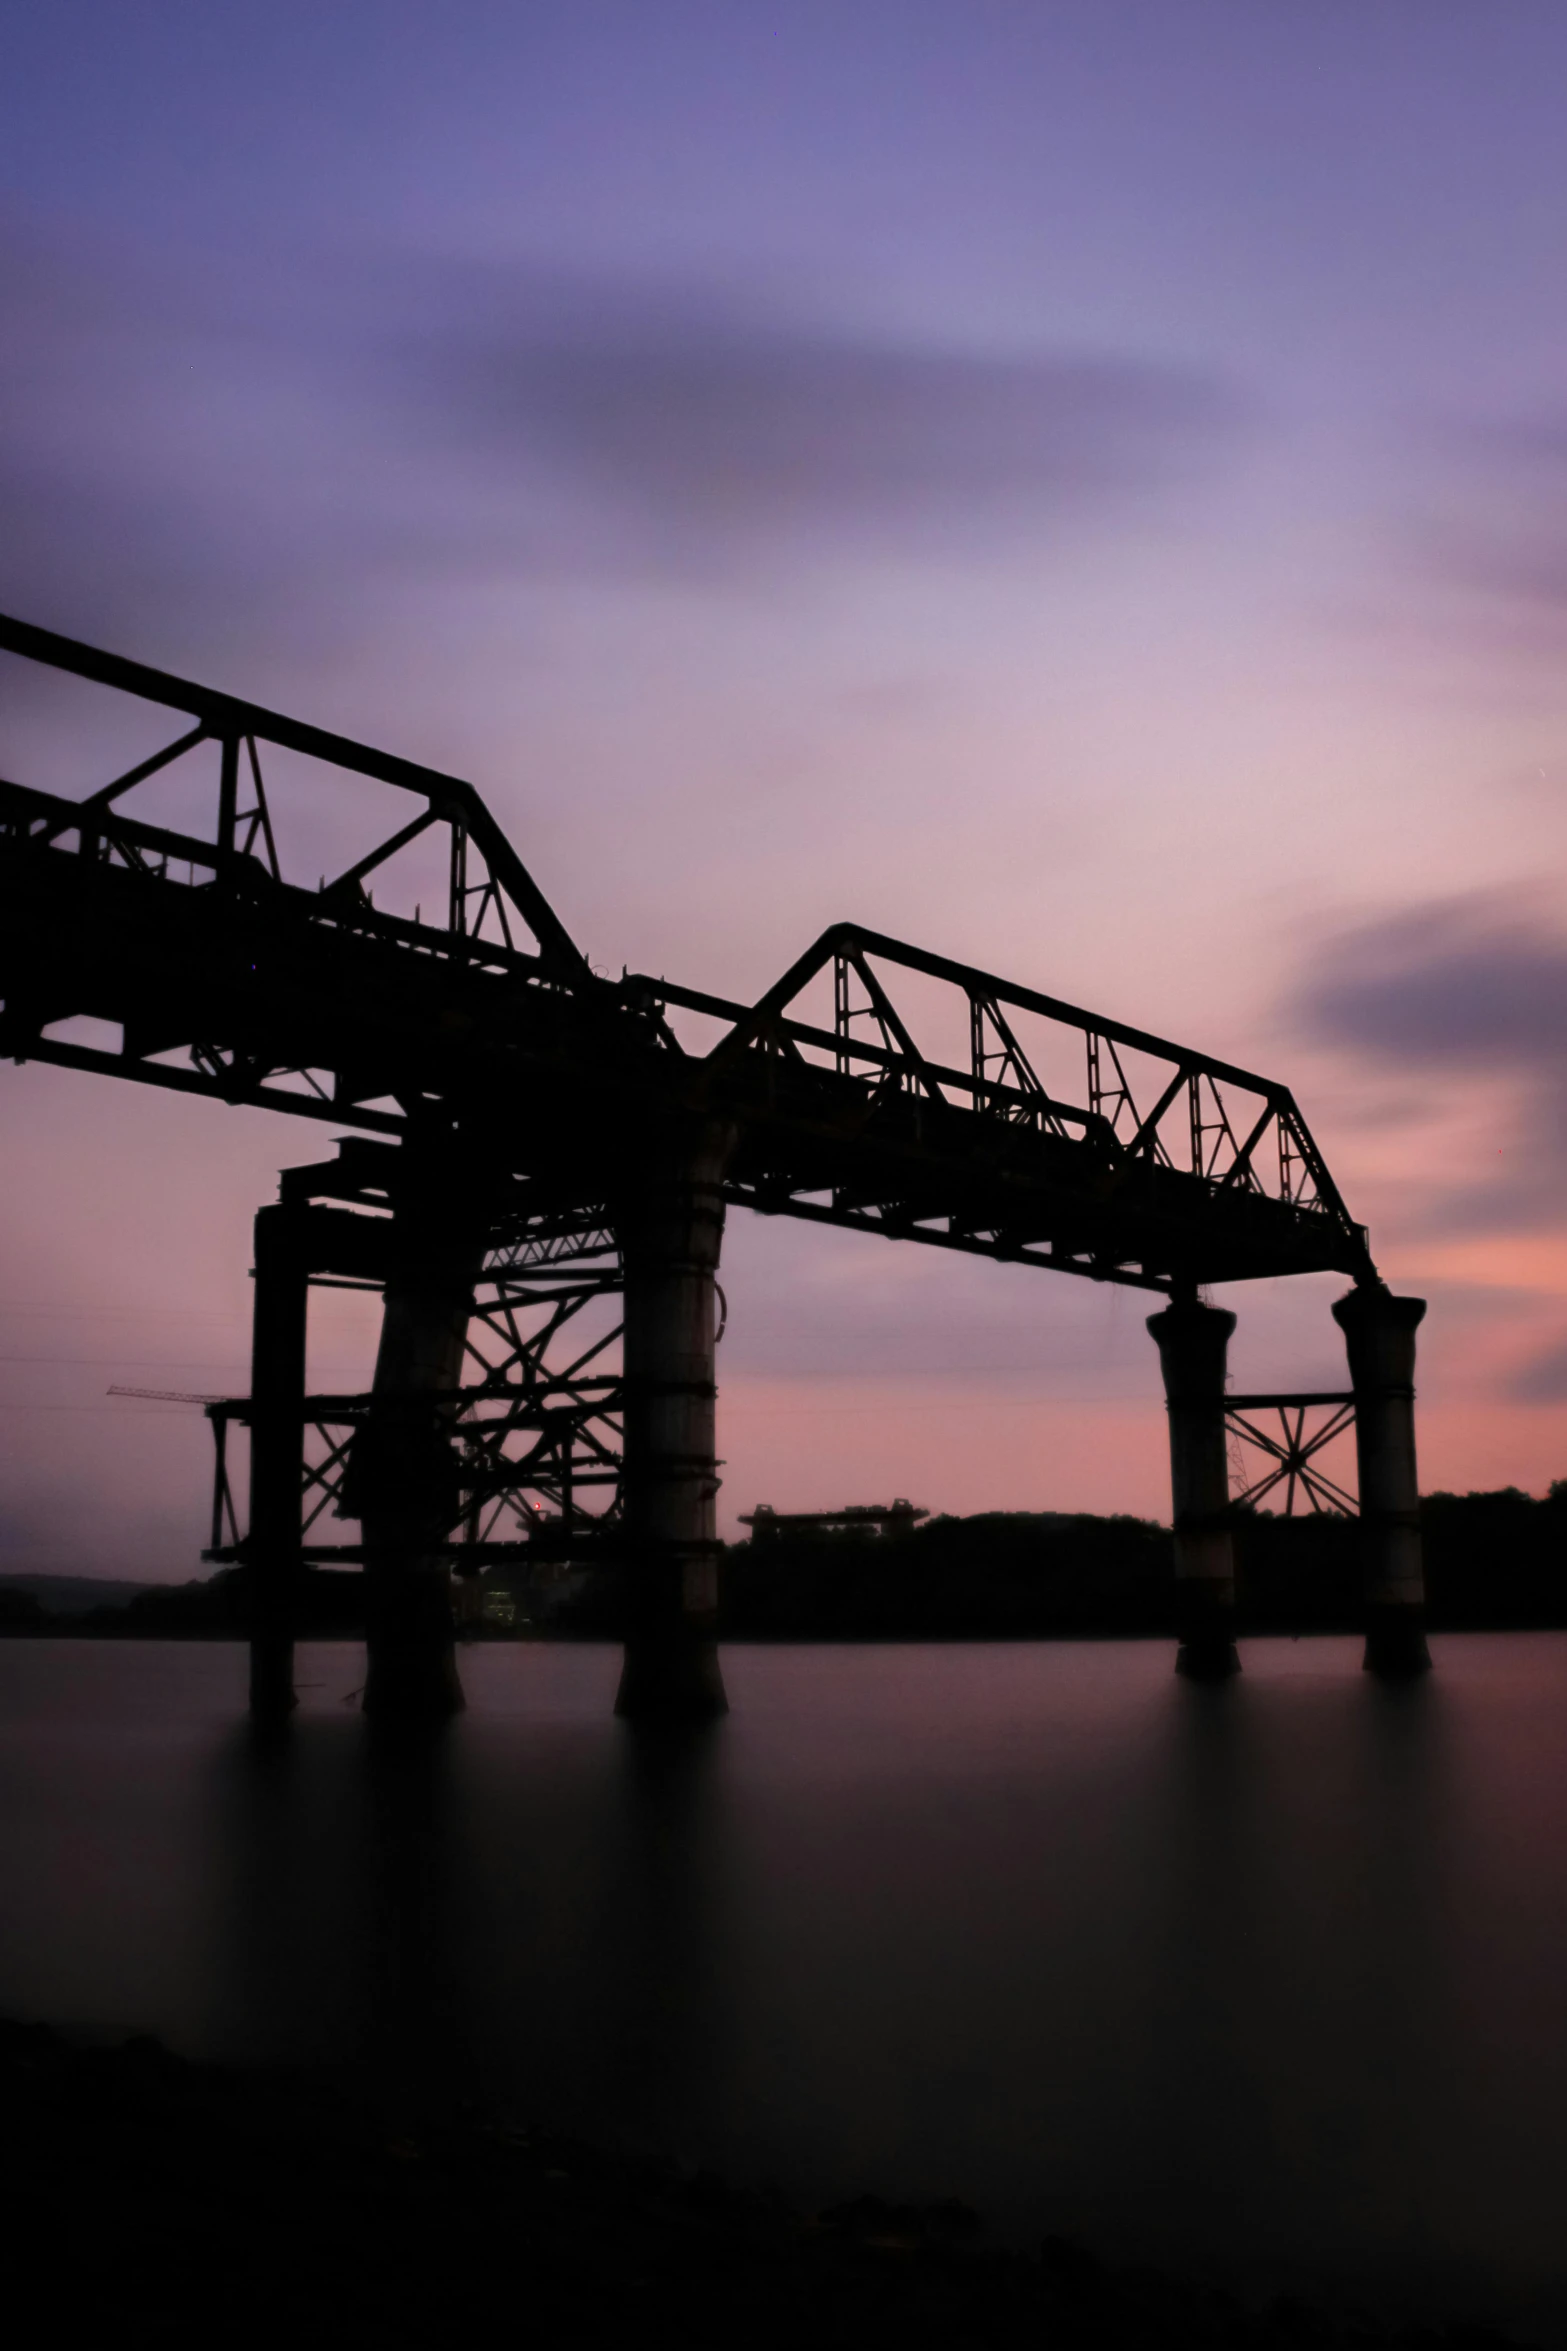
[3,1484,1565,1640]
[719,1484,1567,1639]
[0,1566,357,1640]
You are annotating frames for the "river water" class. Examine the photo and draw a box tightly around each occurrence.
[4,1634,1567,2336]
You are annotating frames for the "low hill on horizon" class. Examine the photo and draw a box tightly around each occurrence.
[0,1573,156,1616]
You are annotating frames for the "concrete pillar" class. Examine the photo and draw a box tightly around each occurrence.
[248,1203,308,1718]
[1147,1295,1240,1680]
[615,1123,734,1720]
[1333,1285,1430,1678]
[356,1201,481,1721]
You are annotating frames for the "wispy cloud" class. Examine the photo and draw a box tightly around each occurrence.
[0,217,1249,657]
[1295,891,1567,1234]
[1508,1332,1567,1403]
[382,269,1245,568]
[1382,408,1567,666]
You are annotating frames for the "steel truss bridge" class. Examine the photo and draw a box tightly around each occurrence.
[0,612,1426,1713]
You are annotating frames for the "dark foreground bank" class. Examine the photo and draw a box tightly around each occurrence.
[0,2022,1523,2349]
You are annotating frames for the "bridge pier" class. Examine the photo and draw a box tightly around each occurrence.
[615,1124,734,1721]
[1148,1296,1240,1680]
[1333,1285,1431,1678]
[354,1191,483,1722]
[248,1202,309,1718]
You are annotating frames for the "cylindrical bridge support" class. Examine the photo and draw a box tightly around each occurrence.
[248,1203,308,1718]
[354,1201,482,1722]
[1147,1296,1240,1680]
[1333,1284,1431,1678]
[615,1124,734,1721]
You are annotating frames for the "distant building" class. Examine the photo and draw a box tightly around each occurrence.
[739,1500,928,1543]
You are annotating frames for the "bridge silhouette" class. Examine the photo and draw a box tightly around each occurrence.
[0,613,1429,1716]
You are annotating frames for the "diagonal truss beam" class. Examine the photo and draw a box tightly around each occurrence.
[0,610,591,986]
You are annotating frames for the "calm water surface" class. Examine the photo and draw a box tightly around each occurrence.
[4,1635,1567,2335]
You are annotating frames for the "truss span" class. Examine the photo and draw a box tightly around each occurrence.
[0,612,1371,1294]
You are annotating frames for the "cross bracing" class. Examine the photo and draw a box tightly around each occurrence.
[200,1143,625,1569]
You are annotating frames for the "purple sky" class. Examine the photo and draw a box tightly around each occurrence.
[4,1,1567,1574]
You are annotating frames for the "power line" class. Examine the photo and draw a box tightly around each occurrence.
[107,1385,226,1405]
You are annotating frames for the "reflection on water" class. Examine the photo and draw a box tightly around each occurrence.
[3,1635,1567,2334]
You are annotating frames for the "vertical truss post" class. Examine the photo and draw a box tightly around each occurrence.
[217,734,239,858]
[615,1121,734,1720]
[461,1430,484,1549]
[209,1410,228,1553]
[1280,1120,1299,1204]
[207,1405,243,1554]
[449,821,467,936]
[1333,1286,1431,1678]
[248,1202,309,1717]
[1147,1296,1240,1680]
[557,1409,576,1533]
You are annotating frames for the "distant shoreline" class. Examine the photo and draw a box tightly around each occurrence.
[5,1486,1565,1643]
[8,1624,1567,1645]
